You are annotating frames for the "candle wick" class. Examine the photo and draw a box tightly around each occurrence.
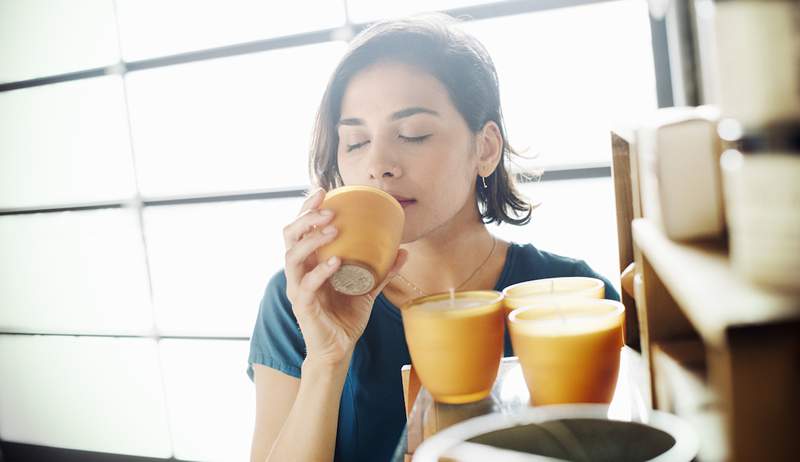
[557,301,567,324]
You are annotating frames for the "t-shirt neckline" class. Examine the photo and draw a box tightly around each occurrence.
[376,241,519,317]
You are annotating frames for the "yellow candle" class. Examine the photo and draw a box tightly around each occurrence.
[316,185,405,295]
[508,299,624,405]
[402,291,505,404]
[502,277,605,313]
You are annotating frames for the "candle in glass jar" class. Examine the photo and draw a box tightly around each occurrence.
[502,277,605,313]
[402,291,505,404]
[508,299,625,405]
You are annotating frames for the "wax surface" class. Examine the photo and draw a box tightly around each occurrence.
[515,311,622,336]
[503,277,605,312]
[412,299,487,312]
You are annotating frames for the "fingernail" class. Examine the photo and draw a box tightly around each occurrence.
[327,256,339,266]
[322,225,336,235]
[320,209,333,216]
[305,187,323,197]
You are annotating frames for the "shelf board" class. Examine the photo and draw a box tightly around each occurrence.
[633,219,800,347]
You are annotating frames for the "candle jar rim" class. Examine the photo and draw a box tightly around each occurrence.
[502,276,604,299]
[508,299,625,333]
[402,290,504,318]
[323,185,404,214]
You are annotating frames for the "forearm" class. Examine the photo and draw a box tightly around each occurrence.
[266,356,351,462]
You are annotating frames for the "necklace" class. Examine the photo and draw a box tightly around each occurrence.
[396,235,498,297]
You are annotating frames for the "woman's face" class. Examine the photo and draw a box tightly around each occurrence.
[336,61,480,243]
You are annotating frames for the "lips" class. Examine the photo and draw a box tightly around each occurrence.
[389,194,416,208]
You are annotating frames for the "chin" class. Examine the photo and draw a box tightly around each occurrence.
[400,224,425,244]
[399,228,415,244]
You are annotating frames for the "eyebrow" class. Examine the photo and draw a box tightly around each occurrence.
[338,106,440,126]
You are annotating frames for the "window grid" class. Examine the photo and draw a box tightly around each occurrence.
[0,0,657,338]
[1,1,663,459]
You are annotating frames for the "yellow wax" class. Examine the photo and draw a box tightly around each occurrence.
[508,299,624,405]
[402,291,505,404]
[412,299,488,312]
[503,277,605,313]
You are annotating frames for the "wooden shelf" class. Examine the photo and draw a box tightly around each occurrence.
[614,126,800,461]
[651,339,728,462]
[632,218,800,348]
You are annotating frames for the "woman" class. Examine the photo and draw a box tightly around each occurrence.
[248,14,620,462]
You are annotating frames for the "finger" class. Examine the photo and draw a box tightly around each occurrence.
[284,225,338,287]
[295,256,342,307]
[299,188,325,216]
[370,248,409,298]
[283,208,335,249]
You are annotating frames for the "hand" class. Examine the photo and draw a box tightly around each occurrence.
[621,262,636,298]
[283,189,408,367]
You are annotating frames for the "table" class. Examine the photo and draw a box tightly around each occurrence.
[392,347,651,461]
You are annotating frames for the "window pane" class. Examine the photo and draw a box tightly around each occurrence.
[0,0,119,83]
[144,198,302,336]
[0,209,153,335]
[160,339,254,462]
[0,335,171,458]
[126,42,345,197]
[0,76,136,209]
[116,0,346,61]
[347,0,489,23]
[461,0,657,170]
[494,177,621,290]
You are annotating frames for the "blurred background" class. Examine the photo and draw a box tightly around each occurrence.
[0,0,666,460]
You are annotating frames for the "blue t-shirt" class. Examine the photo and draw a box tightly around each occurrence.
[247,242,620,462]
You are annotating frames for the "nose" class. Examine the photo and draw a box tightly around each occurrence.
[369,164,402,179]
[367,147,403,180]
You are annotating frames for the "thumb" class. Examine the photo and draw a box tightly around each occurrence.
[370,248,408,299]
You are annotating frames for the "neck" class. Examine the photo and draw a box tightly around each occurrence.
[391,206,497,299]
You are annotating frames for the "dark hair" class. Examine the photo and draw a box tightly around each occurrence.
[309,13,532,225]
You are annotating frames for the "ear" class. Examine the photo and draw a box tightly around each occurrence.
[476,120,503,177]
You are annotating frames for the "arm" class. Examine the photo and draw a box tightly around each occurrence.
[250,365,298,462]
[249,189,406,462]
[255,357,350,462]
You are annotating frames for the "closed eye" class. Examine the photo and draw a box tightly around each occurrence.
[399,134,432,143]
[347,140,370,152]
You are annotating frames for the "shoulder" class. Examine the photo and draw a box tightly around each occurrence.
[506,243,620,301]
[508,242,590,277]
[258,269,294,322]
[248,269,305,379]
[263,270,289,301]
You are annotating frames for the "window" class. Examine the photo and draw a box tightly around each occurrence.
[115,0,346,61]
[0,1,657,459]
[0,335,171,457]
[0,76,135,209]
[0,0,119,82]
[0,209,152,335]
[143,198,302,337]
[462,0,656,171]
[125,43,345,197]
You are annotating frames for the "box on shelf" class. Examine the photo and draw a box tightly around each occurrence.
[714,0,800,127]
[636,106,725,242]
[720,146,800,293]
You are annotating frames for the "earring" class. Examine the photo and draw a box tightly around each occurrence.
[481,176,488,189]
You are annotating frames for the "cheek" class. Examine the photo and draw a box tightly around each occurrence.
[439,142,479,188]
[335,150,358,184]
[423,152,476,206]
